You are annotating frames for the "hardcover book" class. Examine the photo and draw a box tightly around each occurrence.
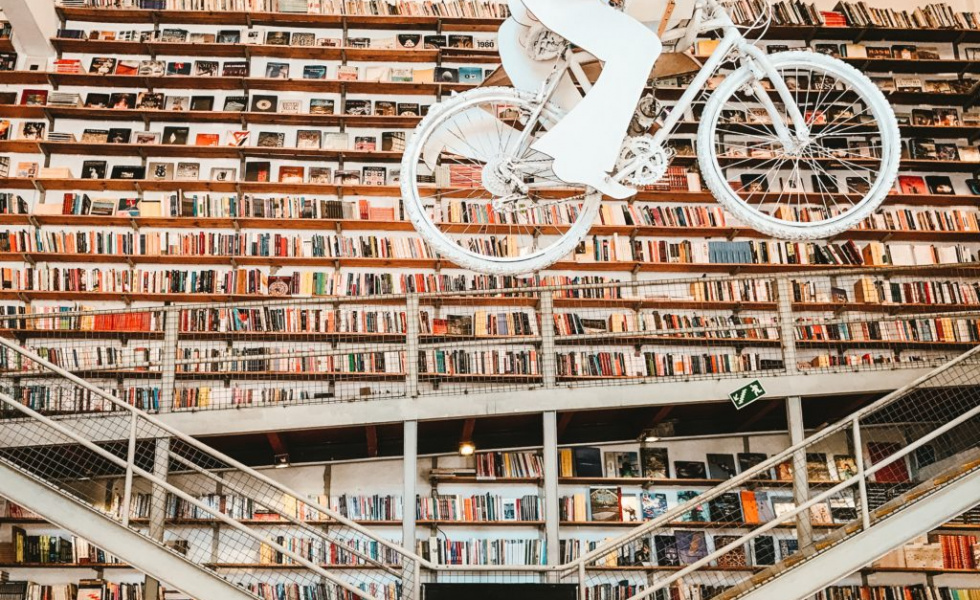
[640,447,669,478]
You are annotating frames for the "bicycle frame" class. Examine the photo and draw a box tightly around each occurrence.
[518,0,812,177]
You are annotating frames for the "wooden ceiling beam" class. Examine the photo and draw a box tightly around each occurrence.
[736,400,782,432]
[365,425,379,458]
[460,418,476,443]
[557,413,574,438]
[266,432,287,455]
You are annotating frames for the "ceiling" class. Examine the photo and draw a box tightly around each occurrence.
[197,391,887,467]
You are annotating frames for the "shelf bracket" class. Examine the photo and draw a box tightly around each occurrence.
[20,253,34,266]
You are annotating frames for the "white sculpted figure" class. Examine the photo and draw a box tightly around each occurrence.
[401,0,901,274]
[501,0,663,199]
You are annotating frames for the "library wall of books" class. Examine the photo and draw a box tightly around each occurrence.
[0,0,977,599]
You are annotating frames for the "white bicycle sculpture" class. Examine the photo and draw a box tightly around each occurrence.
[400,0,900,275]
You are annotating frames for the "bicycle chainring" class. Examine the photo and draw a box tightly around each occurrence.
[617,136,675,186]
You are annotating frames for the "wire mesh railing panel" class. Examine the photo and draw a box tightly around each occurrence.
[0,265,976,417]
[559,345,980,600]
[0,340,428,600]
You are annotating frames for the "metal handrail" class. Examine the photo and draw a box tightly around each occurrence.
[554,344,980,577]
[0,336,441,572]
[0,264,975,323]
[0,390,386,600]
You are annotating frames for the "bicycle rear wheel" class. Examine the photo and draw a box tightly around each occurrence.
[697,51,900,240]
[401,87,602,275]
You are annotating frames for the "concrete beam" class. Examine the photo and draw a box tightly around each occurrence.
[163,367,933,439]
[1,0,57,60]
[0,367,936,448]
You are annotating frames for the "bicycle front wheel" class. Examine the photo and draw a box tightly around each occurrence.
[401,87,602,275]
[697,51,900,240]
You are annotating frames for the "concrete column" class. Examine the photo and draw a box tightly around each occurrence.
[539,294,557,388]
[786,395,813,548]
[160,308,179,411]
[145,436,171,598]
[402,420,418,551]
[405,294,420,397]
[542,411,560,571]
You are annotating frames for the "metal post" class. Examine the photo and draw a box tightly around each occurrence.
[160,308,179,411]
[776,278,798,374]
[578,561,587,600]
[145,436,170,599]
[540,293,557,388]
[542,411,560,574]
[406,294,420,398]
[853,418,871,530]
[121,412,138,528]
[785,395,813,548]
[403,420,419,596]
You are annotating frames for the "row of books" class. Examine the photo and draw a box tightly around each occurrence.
[415,537,545,566]
[174,348,404,375]
[246,582,397,600]
[415,494,541,522]
[42,194,403,221]
[733,0,980,31]
[552,313,779,341]
[12,88,429,121]
[258,536,403,566]
[2,582,144,600]
[3,230,434,261]
[816,587,980,600]
[559,446,857,482]
[0,268,974,306]
[475,451,543,480]
[0,267,562,297]
[562,486,855,526]
[109,491,394,522]
[857,208,980,234]
[60,0,511,18]
[417,349,539,377]
[9,529,119,565]
[852,278,980,306]
[5,385,160,414]
[555,352,782,379]
[179,307,413,335]
[29,346,160,372]
[171,386,313,409]
[803,352,947,370]
[874,534,979,570]
[794,317,980,344]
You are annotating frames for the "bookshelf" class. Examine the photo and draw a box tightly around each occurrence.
[0,0,977,595]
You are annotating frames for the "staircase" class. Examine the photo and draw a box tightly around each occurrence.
[559,344,980,600]
[0,327,978,600]
[0,337,429,600]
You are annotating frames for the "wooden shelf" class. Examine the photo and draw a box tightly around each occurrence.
[50,38,499,63]
[417,520,546,527]
[57,7,503,31]
[0,105,429,126]
[429,476,542,484]
[0,563,130,569]
[584,565,763,572]
[206,563,401,570]
[4,180,976,211]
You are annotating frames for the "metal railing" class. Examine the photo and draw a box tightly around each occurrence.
[0,264,977,417]
[0,271,977,599]
[553,344,980,600]
[0,338,436,600]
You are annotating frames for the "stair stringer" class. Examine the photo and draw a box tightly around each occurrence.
[735,465,980,600]
[0,460,256,600]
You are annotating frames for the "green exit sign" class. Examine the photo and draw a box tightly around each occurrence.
[730,380,766,410]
